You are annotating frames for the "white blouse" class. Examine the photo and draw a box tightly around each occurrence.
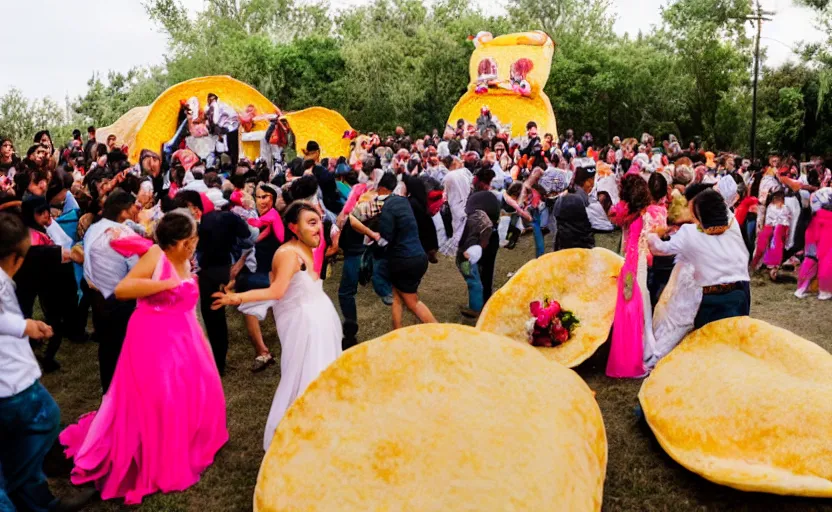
[764,204,791,227]
[647,220,750,287]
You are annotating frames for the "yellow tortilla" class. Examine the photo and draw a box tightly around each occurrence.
[639,317,832,496]
[254,324,607,512]
[476,248,623,368]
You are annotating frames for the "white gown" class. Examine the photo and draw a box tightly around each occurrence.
[645,261,702,369]
[239,269,343,451]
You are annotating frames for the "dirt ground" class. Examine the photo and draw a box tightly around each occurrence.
[41,231,832,511]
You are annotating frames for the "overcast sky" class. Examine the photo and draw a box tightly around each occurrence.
[0,0,825,102]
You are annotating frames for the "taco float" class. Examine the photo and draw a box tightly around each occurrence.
[254,324,607,511]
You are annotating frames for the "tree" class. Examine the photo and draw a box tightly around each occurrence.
[659,0,752,146]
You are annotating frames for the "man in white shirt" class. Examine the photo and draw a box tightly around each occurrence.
[0,212,93,512]
[439,156,473,256]
[84,191,141,393]
[207,93,241,166]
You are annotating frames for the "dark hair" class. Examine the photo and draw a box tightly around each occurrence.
[257,183,278,209]
[378,172,398,192]
[574,167,596,188]
[101,190,136,221]
[33,130,52,144]
[173,190,204,213]
[46,168,73,203]
[286,174,319,204]
[21,196,50,231]
[282,201,321,240]
[684,182,715,202]
[526,121,537,131]
[72,129,81,139]
[26,144,44,158]
[507,181,523,198]
[0,212,30,260]
[474,165,495,190]
[597,191,612,210]
[648,172,668,203]
[302,159,316,171]
[402,174,427,208]
[692,189,729,229]
[87,125,96,133]
[94,143,108,160]
[620,174,651,214]
[155,210,196,249]
[204,172,221,189]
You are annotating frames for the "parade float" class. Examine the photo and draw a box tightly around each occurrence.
[447,31,558,139]
[640,317,832,496]
[96,75,353,162]
[477,248,623,368]
[254,324,607,511]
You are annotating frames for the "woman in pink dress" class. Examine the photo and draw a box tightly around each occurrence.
[59,210,228,505]
[606,174,667,378]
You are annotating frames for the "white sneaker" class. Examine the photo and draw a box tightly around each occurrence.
[819,292,832,301]
[794,288,809,299]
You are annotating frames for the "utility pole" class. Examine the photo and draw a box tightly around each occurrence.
[748,0,773,162]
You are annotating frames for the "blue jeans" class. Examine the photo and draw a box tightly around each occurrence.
[457,260,484,312]
[338,252,362,323]
[531,207,545,258]
[0,381,60,512]
[372,255,392,299]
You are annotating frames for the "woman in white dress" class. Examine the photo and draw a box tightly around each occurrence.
[211,201,342,450]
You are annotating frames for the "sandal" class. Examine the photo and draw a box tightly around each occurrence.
[252,353,276,373]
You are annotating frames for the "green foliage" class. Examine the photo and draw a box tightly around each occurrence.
[3,0,832,157]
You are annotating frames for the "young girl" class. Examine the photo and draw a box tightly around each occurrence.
[796,189,832,300]
[752,188,791,280]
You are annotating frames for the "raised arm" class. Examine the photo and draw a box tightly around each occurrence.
[114,245,179,300]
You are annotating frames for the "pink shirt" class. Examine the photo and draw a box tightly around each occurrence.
[247,208,285,243]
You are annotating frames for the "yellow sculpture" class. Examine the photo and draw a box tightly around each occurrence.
[640,317,832,496]
[96,76,354,162]
[477,248,622,368]
[254,324,607,511]
[447,31,558,139]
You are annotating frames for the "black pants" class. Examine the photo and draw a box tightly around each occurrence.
[694,282,751,330]
[198,266,230,375]
[480,230,499,305]
[90,289,135,393]
[647,255,676,308]
[16,264,79,362]
[226,129,240,166]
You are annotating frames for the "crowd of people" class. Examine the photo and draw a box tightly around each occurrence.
[1,101,831,510]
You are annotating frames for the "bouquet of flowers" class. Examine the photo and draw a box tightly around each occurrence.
[525,297,580,348]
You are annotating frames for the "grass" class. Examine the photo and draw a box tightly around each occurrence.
[41,231,832,511]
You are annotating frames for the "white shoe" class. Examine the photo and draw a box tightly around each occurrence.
[819,292,832,301]
[794,288,809,299]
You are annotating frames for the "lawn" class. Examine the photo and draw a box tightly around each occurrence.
[42,231,832,511]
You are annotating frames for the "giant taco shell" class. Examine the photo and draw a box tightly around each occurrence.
[254,324,607,512]
[639,317,832,496]
[476,248,623,367]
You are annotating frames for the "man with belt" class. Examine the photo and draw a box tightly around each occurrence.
[83,190,139,393]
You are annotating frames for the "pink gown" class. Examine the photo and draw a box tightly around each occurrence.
[59,252,228,505]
